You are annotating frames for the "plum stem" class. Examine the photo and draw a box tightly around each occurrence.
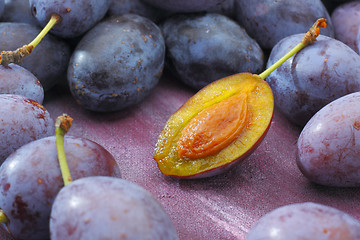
[0,14,61,66]
[258,18,327,80]
[55,114,73,186]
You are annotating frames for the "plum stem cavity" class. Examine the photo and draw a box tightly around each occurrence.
[258,18,327,80]
[55,114,73,186]
[0,14,61,66]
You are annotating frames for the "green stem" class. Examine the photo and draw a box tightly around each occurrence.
[258,42,306,80]
[0,14,61,66]
[55,114,73,186]
[258,18,327,80]
[28,14,61,50]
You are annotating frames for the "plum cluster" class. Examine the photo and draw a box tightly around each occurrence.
[0,0,359,239]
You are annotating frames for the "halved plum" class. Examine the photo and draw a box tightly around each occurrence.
[154,73,273,178]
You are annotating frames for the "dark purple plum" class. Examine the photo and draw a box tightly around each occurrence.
[297,92,360,187]
[266,34,360,126]
[161,13,264,90]
[1,0,38,25]
[50,176,178,240]
[29,0,112,38]
[0,0,4,17]
[0,22,71,91]
[141,0,229,12]
[107,0,169,23]
[0,136,121,240]
[0,94,54,164]
[246,202,360,239]
[68,14,165,112]
[234,0,335,49]
[331,1,360,54]
[0,63,44,104]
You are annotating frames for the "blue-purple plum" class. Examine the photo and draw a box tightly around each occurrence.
[0,63,44,103]
[0,94,53,164]
[266,34,360,126]
[29,0,112,38]
[161,13,264,90]
[246,202,360,239]
[68,14,165,112]
[0,136,121,240]
[1,0,38,25]
[234,0,335,49]
[50,176,179,240]
[0,22,71,91]
[107,0,168,23]
[331,1,360,54]
[141,0,230,13]
[297,92,360,187]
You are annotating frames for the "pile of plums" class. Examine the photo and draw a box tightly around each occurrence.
[1,0,360,239]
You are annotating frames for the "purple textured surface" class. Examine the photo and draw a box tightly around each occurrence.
[1,73,360,240]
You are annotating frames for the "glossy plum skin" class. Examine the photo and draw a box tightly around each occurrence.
[297,92,360,187]
[266,34,360,126]
[0,64,44,103]
[0,22,71,91]
[161,13,264,90]
[331,1,360,54]
[141,0,230,12]
[50,176,179,240]
[29,0,112,38]
[234,0,334,49]
[0,136,121,240]
[246,202,360,239]
[68,14,165,112]
[0,94,54,164]
[1,0,38,25]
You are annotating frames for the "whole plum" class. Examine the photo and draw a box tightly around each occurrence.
[0,22,71,91]
[0,94,54,164]
[68,14,165,112]
[234,0,334,49]
[297,92,360,187]
[161,13,264,90]
[266,34,360,126]
[246,202,360,239]
[331,1,360,54]
[50,176,179,240]
[141,0,231,13]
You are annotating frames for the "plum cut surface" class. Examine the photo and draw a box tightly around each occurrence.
[154,73,274,178]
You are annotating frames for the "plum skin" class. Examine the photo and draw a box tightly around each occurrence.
[49,176,179,240]
[246,202,360,239]
[296,92,360,187]
[68,14,165,112]
[161,13,264,90]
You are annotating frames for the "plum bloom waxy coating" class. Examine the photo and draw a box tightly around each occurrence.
[297,92,360,187]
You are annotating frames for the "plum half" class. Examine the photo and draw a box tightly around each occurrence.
[154,19,327,179]
[154,73,273,178]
